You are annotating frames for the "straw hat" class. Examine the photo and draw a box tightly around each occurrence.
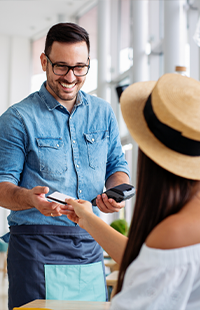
[120,73,200,180]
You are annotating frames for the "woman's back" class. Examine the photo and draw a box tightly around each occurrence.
[146,194,200,250]
[110,194,200,310]
[110,242,200,310]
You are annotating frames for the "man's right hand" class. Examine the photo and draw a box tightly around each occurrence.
[0,182,71,217]
[30,186,72,217]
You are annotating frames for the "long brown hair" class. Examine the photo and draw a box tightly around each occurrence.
[116,148,200,294]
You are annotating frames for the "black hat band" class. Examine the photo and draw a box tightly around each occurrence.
[143,94,200,156]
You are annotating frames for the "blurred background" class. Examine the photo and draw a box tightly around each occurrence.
[0,0,200,235]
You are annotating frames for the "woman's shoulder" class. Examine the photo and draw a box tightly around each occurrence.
[145,210,200,250]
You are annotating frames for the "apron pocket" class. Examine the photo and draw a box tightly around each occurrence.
[44,261,106,302]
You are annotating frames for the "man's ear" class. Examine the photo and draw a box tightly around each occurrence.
[40,53,47,72]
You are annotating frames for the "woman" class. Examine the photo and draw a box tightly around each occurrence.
[65,73,200,309]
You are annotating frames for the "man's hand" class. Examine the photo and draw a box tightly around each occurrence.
[96,171,129,213]
[30,186,72,217]
[0,182,71,216]
[95,193,125,213]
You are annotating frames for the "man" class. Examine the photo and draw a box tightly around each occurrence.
[0,23,130,309]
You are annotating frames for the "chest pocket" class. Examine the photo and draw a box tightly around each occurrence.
[84,131,109,169]
[36,138,67,175]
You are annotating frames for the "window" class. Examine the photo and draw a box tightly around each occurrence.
[78,5,98,94]
[31,36,46,92]
[119,0,132,74]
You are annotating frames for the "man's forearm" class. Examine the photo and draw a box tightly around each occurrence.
[105,171,130,190]
[0,182,32,210]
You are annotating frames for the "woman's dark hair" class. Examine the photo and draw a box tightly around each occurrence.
[44,22,90,56]
[116,148,200,294]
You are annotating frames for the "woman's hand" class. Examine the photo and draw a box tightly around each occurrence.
[66,198,128,265]
[65,198,94,229]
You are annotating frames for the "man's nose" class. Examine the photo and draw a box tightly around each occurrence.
[64,68,76,80]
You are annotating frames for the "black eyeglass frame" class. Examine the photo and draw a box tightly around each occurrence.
[45,55,90,77]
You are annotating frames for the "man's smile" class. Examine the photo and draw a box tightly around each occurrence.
[60,82,76,89]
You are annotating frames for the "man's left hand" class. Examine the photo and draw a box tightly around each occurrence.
[97,171,129,213]
[96,193,125,213]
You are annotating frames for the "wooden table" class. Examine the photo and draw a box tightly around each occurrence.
[104,259,119,272]
[106,270,119,300]
[106,270,119,287]
[17,299,111,310]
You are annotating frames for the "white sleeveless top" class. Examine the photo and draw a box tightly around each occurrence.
[110,243,200,310]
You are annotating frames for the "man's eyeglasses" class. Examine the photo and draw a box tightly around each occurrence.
[45,55,90,77]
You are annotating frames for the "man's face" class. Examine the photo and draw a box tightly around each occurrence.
[40,41,89,108]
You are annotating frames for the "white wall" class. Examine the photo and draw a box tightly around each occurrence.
[9,36,31,106]
[0,34,31,237]
[0,35,31,115]
[0,34,11,115]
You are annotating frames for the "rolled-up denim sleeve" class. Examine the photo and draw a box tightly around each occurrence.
[0,107,27,185]
[105,109,130,181]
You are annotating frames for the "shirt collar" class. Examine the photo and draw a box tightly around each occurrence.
[39,81,85,111]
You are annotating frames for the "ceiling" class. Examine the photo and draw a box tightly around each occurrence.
[0,0,96,39]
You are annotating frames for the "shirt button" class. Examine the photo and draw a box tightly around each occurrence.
[79,190,82,193]
[76,164,79,168]
[60,106,63,109]
[73,140,75,143]
[57,144,59,147]
[92,138,94,142]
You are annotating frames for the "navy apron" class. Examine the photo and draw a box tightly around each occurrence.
[7,225,107,310]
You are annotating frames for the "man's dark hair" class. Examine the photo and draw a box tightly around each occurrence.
[44,22,90,56]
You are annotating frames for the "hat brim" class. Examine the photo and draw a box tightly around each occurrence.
[120,81,200,180]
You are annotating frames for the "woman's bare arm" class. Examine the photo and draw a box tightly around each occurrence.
[66,198,128,265]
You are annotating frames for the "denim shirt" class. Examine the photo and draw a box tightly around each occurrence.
[0,82,130,231]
